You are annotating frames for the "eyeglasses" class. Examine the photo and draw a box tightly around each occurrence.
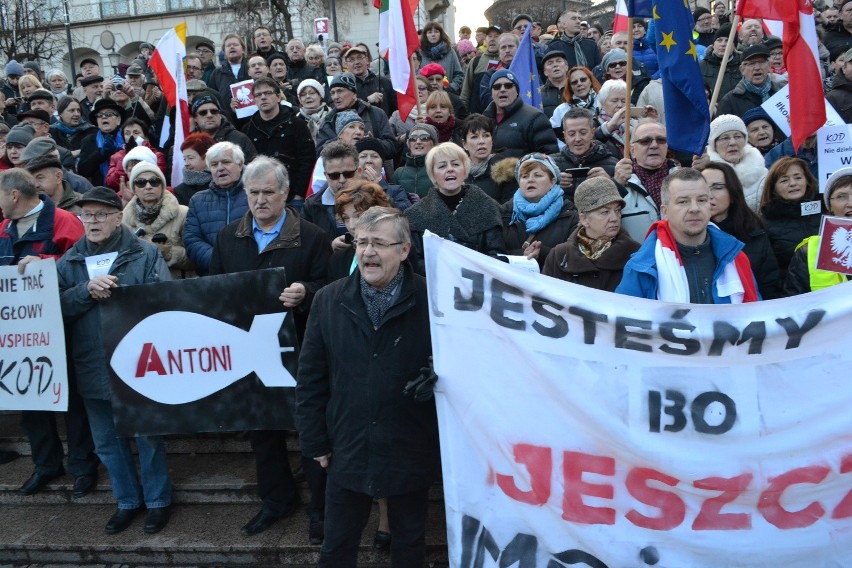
[355,239,403,250]
[608,61,627,69]
[634,136,667,146]
[326,169,357,181]
[80,211,120,222]
[186,65,202,71]
[195,108,220,116]
[96,112,119,119]
[716,133,745,144]
[830,192,852,203]
[254,90,277,98]
[742,59,769,68]
[491,82,515,91]
[697,16,712,23]
[408,134,432,142]
[133,177,164,188]
[196,48,214,54]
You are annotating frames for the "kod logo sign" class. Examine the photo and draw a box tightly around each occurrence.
[825,132,846,144]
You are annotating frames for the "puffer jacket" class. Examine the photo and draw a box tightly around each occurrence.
[0,195,83,265]
[315,99,396,158]
[183,182,248,275]
[483,97,559,159]
[616,161,679,243]
[542,226,640,291]
[122,190,194,278]
[390,153,432,198]
[57,226,171,399]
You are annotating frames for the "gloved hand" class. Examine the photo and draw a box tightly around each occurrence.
[403,356,438,402]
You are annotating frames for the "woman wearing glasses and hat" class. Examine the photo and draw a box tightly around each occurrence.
[77,98,125,186]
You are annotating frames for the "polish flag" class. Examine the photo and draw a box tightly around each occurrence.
[375,0,420,120]
[738,0,824,150]
[149,23,190,185]
[613,0,629,33]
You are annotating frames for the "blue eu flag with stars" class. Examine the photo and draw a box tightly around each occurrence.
[509,25,542,110]
[649,0,710,155]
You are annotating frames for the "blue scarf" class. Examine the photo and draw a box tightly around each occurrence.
[96,130,124,180]
[51,120,93,138]
[510,184,564,234]
[742,78,772,102]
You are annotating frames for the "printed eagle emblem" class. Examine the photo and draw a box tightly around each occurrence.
[830,227,852,269]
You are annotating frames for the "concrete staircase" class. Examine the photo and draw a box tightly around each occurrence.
[0,412,449,567]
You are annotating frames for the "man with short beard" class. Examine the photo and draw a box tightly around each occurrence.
[736,18,765,49]
[547,9,602,70]
[207,34,250,107]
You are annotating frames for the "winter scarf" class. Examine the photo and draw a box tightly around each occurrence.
[510,184,565,234]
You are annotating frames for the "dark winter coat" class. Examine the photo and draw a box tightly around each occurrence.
[466,155,518,204]
[315,100,396,158]
[77,131,122,186]
[549,142,619,202]
[542,226,640,291]
[0,195,83,265]
[546,36,602,71]
[50,122,97,153]
[501,199,579,268]
[209,207,330,336]
[184,182,249,275]
[405,184,505,274]
[353,71,398,116]
[211,121,258,163]
[389,153,432,198]
[296,263,439,497]
[242,105,316,199]
[699,51,743,102]
[760,199,823,279]
[715,216,781,299]
[483,97,559,159]
[207,58,251,108]
[57,226,171,399]
[716,79,784,119]
[828,72,852,125]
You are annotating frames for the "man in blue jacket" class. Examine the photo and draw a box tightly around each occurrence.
[616,168,760,303]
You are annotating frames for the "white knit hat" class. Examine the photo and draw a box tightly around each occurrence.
[297,78,325,99]
[708,114,748,150]
[122,145,158,171]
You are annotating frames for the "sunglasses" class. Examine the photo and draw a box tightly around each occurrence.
[634,136,667,146]
[195,108,220,117]
[133,177,164,188]
[608,61,627,69]
[326,170,357,181]
[491,82,516,91]
[408,134,432,142]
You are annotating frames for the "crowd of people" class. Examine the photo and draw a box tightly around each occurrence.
[2,1,852,565]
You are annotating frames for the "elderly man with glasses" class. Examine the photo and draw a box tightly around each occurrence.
[717,45,785,118]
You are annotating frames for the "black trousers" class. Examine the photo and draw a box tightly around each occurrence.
[318,476,429,568]
[20,383,98,477]
[249,430,326,518]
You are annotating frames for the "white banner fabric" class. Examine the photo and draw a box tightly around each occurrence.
[0,259,68,411]
[424,232,852,568]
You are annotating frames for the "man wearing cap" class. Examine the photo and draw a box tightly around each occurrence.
[616,168,760,304]
[460,25,501,114]
[547,9,602,70]
[242,78,316,207]
[3,61,25,122]
[0,168,99,498]
[419,63,468,119]
[826,0,852,53]
[716,44,784,118]
[190,95,257,163]
[20,137,92,195]
[26,89,56,119]
[78,74,104,123]
[742,107,782,155]
[124,64,146,99]
[71,58,102,102]
[315,72,396,158]
[25,154,83,214]
[56,186,173,535]
[343,44,397,116]
[195,41,218,85]
[17,109,52,140]
[828,46,852,123]
[208,155,330,538]
[482,69,559,159]
[23,61,42,81]
[700,24,743,103]
[540,51,570,118]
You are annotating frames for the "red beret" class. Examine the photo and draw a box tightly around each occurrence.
[419,63,446,77]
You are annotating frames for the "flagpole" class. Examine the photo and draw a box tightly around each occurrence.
[708,14,739,116]
[624,18,634,160]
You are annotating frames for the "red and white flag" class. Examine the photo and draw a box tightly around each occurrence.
[375,0,420,120]
[613,0,629,33]
[738,0,824,150]
[149,23,190,185]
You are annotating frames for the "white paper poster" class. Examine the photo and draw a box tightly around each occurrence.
[817,122,852,194]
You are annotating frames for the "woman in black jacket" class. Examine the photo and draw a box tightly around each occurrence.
[49,96,96,158]
[702,161,781,299]
[759,157,823,281]
[460,114,517,204]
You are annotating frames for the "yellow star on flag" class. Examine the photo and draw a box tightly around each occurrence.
[526,90,532,99]
[685,40,698,61]
[660,31,676,52]
[653,5,660,19]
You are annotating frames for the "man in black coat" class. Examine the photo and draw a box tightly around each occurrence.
[716,45,784,118]
[546,9,602,70]
[296,206,438,568]
[242,78,316,208]
[208,156,331,541]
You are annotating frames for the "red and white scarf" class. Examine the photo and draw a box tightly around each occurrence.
[650,220,759,303]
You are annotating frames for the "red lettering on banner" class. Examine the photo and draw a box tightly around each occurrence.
[135,342,166,377]
[496,444,552,506]
[758,466,830,529]
[692,474,753,530]
[625,467,685,530]
[832,454,852,519]
[562,451,615,525]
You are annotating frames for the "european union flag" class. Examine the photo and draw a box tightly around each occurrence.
[509,25,542,111]
[652,0,710,156]
[628,0,653,18]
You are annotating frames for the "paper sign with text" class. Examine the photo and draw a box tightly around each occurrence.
[762,85,843,137]
[425,232,852,568]
[0,259,68,411]
[817,122,852,194]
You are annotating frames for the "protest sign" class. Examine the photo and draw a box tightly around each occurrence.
[100,268,298,436]
[816,216,852,275]
[0,259,67,411]
[762,85,843,137]
[230,79,256,119]
[817,123,852,194]
[424,232,852,567]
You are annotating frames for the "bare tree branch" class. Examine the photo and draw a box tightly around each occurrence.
[0,0,67,63]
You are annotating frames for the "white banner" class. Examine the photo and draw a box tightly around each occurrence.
[424,233,852,567]
[762,85,843,138]
[0,259,68,411]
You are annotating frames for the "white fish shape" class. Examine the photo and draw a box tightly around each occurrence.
[110,311,295,405]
